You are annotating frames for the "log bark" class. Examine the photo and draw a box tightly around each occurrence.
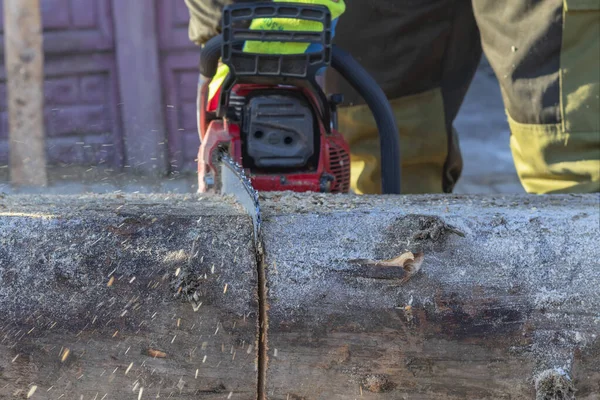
[259,193,600,400]
[1,193,599,400]
[3,0,47,186]
[0,194,259,399]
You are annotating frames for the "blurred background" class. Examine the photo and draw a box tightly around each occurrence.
[0,0,524,195]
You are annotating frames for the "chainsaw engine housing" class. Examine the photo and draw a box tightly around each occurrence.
[198,83,350,193]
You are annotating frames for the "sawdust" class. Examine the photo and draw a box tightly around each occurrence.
[361,374,396,393]
[0,193,254,326]
[535,369,575,400]
[411,215,465,241]
[146,348,167,358]
[0,193,259,398]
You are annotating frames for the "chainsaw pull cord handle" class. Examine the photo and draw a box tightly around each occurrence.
[199,36,402,195]
[331,46,401,195]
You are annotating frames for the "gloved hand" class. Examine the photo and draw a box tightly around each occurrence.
[207,0,346,106]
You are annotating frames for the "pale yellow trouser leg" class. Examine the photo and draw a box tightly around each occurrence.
[337,88,450,195]
[507,1,600,194]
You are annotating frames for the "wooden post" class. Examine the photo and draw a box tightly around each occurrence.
[3,0,47,186]
[112,0,168,176]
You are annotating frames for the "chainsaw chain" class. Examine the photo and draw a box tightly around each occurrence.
[219,150,262,243]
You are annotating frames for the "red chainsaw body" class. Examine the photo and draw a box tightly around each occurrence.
[197,80,351,194]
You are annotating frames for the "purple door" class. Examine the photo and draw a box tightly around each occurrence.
[0,0,203,172]
[0,0,123,167]
[157,0,201,173]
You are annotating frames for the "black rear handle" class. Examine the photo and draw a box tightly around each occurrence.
[199,37,402,195]
[199,35,223,78]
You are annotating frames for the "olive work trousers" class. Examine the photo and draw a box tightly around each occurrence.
[186,0,600,194]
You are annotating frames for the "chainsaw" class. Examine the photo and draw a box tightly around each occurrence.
[196,2,401,242]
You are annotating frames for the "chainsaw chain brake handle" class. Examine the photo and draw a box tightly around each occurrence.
[199,2,402,195]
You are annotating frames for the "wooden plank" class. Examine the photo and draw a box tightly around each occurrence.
[112,0,168,175]
[0,194,259,398]
[260,193,600,400]
[2,0,47,186]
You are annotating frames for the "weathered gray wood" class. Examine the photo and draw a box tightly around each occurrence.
[1,193,599,400]
[112,0,168,175]
[3,0,47,186]
[0,194,258,399]
[260,193,600,400]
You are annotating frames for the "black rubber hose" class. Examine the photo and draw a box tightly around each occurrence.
[331,45,401,195]
[199,35,223,78]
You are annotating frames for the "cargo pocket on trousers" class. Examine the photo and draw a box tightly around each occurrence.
[507,0,600,194]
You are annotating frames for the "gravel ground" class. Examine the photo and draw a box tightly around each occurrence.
[453,58,524,194]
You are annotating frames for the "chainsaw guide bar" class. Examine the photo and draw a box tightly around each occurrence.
[219,150,262,250]
[217,150,268,397]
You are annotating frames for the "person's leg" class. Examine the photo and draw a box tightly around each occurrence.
[325,0,482,194]
[186,0,232,147]
[473,0,600,194]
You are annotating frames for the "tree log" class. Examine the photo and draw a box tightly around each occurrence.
[259,193,600,400]
[0,194,259,399]
[1,193,599,400]
[3,0,47,186]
